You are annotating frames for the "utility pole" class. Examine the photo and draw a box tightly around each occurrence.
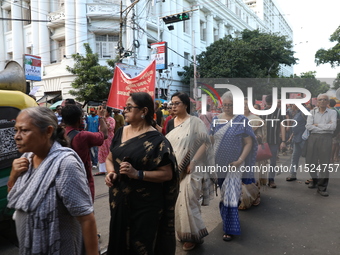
[192,30,198,102]
[118,1,123,62]
[132,9,137,66]
[118,0,140,62]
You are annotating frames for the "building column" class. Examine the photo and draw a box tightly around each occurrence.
[31,0,39,56]
[12,0,24,64]
[206,13,214,46]
[218,21,225,39]
[76,0,87,55]
[192,4,200,54]
[0,7,6,69]
[38,0,50,64]
[65,1,76,57]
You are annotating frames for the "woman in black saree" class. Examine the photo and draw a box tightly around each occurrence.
[105,92,178,255]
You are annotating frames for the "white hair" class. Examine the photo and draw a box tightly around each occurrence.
[317,94,329,101]
[317,94,329,100]
[221,91,233,101]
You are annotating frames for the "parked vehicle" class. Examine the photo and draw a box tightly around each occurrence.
[0,61,37,221]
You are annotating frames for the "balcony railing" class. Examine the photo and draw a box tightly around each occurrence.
[47,8,65,28]
[87,4,122,19]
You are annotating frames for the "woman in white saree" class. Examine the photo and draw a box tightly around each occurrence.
[165,92,215,251]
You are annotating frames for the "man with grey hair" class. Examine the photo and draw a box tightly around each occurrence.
[305,94,337,196]
[286,97,307,181]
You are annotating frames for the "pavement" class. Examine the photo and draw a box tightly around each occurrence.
[93,152,340,255]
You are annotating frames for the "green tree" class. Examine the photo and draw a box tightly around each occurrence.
[180,29,297,84]
[289,71,329,97]
[315,26,340,67]
[66,43,117,104]
[332,73,340,90]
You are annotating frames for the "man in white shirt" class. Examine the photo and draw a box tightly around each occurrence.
[305,94,337,196]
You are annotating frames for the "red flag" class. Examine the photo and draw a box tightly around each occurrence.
[107,61,156,110]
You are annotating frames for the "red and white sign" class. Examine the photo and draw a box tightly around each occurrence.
[107,61,156,110]
[150,42,167,70]
[24,54,42,81]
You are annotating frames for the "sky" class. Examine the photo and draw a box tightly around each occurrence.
[276,0,340,79]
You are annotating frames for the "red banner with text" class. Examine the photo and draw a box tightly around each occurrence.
[107,61,156,110]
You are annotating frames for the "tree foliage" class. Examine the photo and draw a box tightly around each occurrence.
[293,72,329,97]
[315,26,340,67]
[66,43,117,104]
[180,29,297,85]
[332,73,340,90]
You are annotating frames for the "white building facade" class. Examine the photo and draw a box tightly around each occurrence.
[243,0,294,77]
[0,0,293,101]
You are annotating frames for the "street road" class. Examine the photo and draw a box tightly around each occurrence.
[2,152,339,255]
[94,152,340,255]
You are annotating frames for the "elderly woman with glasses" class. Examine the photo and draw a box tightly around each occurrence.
[210,91,257,242]
[104,92,178,254]
[165,92,216,251]
[7,107,98,254]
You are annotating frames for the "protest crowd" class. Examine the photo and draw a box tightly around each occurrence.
[7,89,340,254]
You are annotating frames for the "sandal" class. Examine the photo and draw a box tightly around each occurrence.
[223,234,233,241]
[253,196,261,206]
[238,205,247,210]
[286,176,297,181]
[183,242,196,251]
[305,179,312,185]
[94,172,106,176]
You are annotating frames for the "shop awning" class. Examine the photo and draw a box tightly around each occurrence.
[36,93,60,103]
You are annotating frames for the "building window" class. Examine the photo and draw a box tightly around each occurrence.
[6,10,12,31]
[7,52,13,60]
[200,21,206,41]
[96,35,118,59]
[183,20,190,34]
[26,47,32,55]
[235,6,241,17]
[214,28,219,42]
[22,1,31,26]
[58,40,65,62]
[184,52,190,66]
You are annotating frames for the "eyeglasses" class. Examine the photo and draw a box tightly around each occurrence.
[124,105,140,112]
[170,102,182,107]
[318,98,328,101]
[223,104,233,108]
[167,107,172,110]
